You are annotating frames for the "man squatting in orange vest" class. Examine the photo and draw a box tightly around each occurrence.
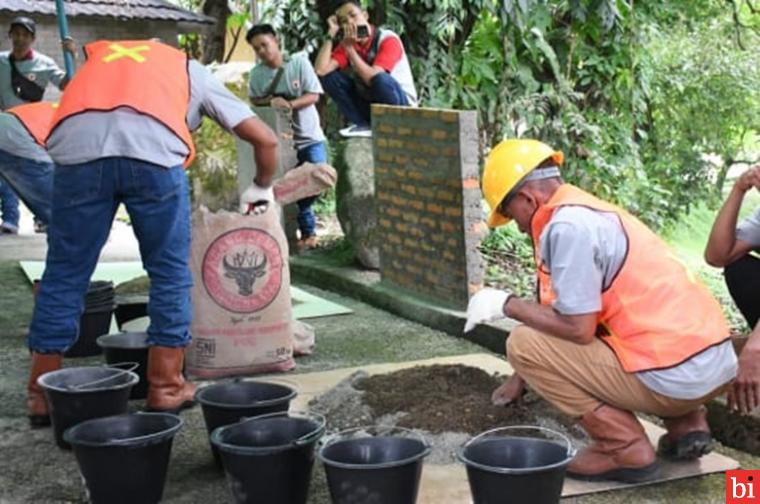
[465,139,738,483]
[26,40,279,426]
[0,101,57,227]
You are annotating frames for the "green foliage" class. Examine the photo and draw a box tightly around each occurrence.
[313,186,336,217]
[479,224,536,298]
[640,19,760,214]
[258,0,758,231]
[313,139,337,217]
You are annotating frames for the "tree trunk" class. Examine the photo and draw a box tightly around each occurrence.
[250,0,259,24]
[201,0,230,64]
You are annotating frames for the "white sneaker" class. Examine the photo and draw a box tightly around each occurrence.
[339,124,372,138]
[0,222,19,234]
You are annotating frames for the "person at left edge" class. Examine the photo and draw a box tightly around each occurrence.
[0,101,56,228]
[0,16,75,234]
[25,40,278,427]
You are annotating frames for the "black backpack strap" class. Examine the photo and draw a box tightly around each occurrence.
[8,54,44,102]
[264,67,285,97]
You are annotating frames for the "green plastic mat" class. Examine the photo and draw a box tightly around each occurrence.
[20,260,147,286]
[19,260,352,321]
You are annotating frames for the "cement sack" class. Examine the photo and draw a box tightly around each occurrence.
[187,205,294,378]
[273,162,337,205]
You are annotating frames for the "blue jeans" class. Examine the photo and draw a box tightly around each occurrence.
[296,141,328,238]
[320,71,409,127]
[0,148,53,225]
[0,180,20,228]
[28,158,192,352]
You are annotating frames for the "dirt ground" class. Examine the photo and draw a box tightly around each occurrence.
[708,402,760,455]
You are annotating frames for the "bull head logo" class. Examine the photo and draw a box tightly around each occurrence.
[223,249,268,296]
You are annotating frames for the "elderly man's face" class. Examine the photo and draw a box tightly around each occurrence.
[500,190,537,235]
[9,25,34,53]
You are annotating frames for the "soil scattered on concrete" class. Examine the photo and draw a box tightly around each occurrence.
[309,364,587,464]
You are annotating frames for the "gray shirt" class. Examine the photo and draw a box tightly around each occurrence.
[0,113,51,162]
[248,52,325,150]
[0,50,65,109]
[737,206,760,247]
[541,205,736,400]
[47,61,255,167]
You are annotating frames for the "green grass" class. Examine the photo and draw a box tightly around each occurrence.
[0,261,34,339]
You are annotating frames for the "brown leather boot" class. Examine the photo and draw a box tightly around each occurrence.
[27,352,63,428]
[567,405,660,483]
[657,405,713,460]
[145,346,196,413]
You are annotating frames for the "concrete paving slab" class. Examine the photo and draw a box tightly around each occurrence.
[275,353,740,501]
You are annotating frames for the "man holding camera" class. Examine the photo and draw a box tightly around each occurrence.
[315,0,417,138]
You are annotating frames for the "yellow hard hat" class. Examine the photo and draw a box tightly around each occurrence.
[482,139,564,228]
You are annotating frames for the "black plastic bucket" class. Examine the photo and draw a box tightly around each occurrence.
[457,426,576,504]
[114,296,148,329]
[197,380,297,465]
[38,366,139,449]
[65,305,114,358]
[211,411,325,504]
[97,332,150,400]
[318,427,431,504]
[63,413,183,504]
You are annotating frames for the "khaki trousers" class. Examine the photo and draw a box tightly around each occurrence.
[507,325,729,418]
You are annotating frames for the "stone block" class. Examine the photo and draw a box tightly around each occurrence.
[336,137,380,269]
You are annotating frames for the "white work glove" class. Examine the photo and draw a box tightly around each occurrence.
[239,182,275,215]
[464,287,512,333]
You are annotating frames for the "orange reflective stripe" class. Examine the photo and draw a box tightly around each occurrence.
[531,184,729,372]
[7,101,58,146]
[48,40,196,167]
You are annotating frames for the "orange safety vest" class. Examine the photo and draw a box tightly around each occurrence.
[531,184,729,373]
[46,40,196,167]
[7,101,57,146]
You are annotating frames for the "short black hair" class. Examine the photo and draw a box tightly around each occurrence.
[246,24,276,44]
[332,0,362,12]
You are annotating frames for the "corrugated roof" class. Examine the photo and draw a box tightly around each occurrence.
[0,0,214,25]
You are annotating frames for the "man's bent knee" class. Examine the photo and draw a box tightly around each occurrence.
[506,325,541,367]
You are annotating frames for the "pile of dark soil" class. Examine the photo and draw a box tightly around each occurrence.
[309,364,587,464]
[707,401,760,456]
[357,364,580,435]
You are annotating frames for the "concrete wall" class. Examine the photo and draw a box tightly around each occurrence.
[372,104,485,308]
[224,29,255,63]
[0,15,181,102]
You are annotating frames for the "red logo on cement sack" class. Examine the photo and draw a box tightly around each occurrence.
[202,228,283,313]
[727,470,760,503]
